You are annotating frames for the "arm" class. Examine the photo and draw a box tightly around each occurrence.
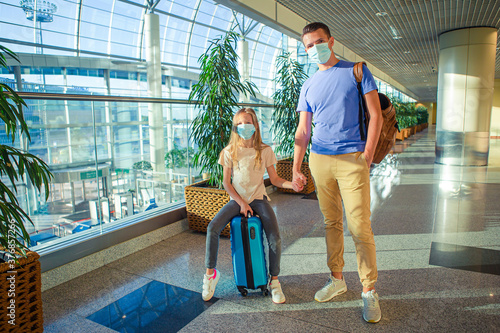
[221,165,253,216]
[267,164,302,192]
[293,111,313,188]
[363,89,383,166]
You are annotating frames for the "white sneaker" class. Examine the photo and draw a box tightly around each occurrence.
[362,290,381,323]
[202,269,220,301]
[269,279,286,304]
[314,275,347,302]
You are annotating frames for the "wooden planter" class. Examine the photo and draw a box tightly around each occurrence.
[0,250,43,333]
[184,180,231,237]
[276,160,315,195]
[397,128,412,140]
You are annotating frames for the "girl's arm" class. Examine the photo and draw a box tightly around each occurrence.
[221,165,253,216]
[267,164,301,192]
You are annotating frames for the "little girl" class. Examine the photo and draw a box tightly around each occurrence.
[202,108,300,304]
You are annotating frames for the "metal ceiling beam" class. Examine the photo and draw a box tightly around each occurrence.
[146,0,161,13]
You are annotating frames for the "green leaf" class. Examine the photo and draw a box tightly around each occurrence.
[188,29,259,188]
[0,45,53,253]
[272,52,310,160]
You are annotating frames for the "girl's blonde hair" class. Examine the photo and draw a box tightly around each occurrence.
[226,108,264,169]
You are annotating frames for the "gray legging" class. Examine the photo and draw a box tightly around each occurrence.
[205,199,282,277]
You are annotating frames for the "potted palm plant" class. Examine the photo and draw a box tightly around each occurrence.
[416,105,429,131]
[0,45,51,333]
[393,97,414,140]
[184,30,257,236]
[392,97,403,140]
[271,51,314,194]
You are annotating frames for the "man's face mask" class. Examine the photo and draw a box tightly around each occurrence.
[307,42,332,64]
[236,124,255,140]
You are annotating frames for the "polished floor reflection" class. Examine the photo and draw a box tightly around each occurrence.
[42,126,500,332]
[429,242,500,275]
[86,281,218,332]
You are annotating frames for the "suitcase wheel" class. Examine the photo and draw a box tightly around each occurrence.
[237,286,248,297]
[261,287,269,296]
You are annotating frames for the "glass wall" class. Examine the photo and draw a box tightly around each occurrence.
[1,88,275,248]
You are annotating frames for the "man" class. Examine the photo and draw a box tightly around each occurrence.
[293,22,383,323]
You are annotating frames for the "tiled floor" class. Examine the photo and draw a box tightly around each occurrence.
[42,126,500,332]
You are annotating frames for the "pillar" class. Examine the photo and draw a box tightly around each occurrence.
[238,39,249,103]
[287,37,298,59]
[145,13,165,174]
[435,27,497,166]
[13,66,23,91]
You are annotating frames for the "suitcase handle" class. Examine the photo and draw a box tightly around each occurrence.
[239,212,252,219]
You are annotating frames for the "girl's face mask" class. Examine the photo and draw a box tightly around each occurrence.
[307,42,332,64]
[236,124,255,140]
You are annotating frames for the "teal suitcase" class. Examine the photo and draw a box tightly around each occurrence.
[230,215,269,296]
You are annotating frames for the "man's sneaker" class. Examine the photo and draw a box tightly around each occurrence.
[314,275,347,302]
[269,279,286,304]
[362,290,381,323]
[202,269,220,301]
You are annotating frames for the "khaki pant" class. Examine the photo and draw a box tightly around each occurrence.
[309,152,378,289]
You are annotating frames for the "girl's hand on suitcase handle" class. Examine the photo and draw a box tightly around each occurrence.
[239,202,253,217]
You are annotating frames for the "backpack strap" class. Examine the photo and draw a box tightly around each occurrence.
[354,62,368,141]
[353,62,365,83]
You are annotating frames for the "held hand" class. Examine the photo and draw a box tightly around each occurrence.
[293,170,307,188]
[292,180,303,192]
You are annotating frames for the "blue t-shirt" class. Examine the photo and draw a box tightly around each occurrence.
[297,60,377,155]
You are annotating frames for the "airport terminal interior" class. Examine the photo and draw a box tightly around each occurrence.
[41,128,500,332]
[0,0,499,332]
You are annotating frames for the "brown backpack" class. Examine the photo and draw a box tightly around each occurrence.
[354,62,399,164]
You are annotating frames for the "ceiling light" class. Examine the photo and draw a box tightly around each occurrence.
[376,12,388,16]
[389,25,402,40]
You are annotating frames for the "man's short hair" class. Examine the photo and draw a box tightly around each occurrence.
[302,22,331,39]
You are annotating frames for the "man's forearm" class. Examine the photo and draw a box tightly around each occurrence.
[294,111,312,173]
[364,111,383,161]
[363,90,383,163]
[293,134,309,172]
